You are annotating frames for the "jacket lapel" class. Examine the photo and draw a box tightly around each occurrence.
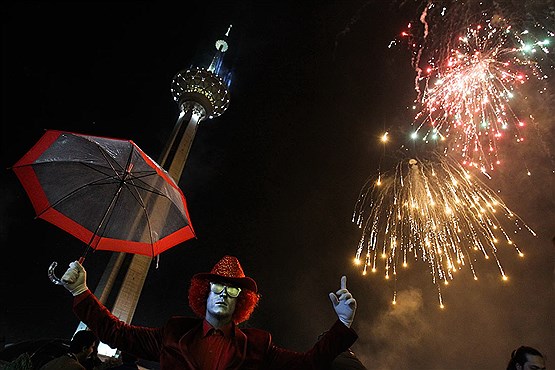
[178,321,203,369]
[228,325,247,370]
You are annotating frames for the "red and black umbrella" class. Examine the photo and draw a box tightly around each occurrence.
[11,130,195,279]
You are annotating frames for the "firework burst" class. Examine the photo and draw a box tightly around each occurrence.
[398,1,553,173]
[412,20,551,172]
[352,153,536,307]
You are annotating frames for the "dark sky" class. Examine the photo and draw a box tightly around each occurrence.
[2,2,554,369]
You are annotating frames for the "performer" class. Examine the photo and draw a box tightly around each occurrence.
[59,255,358,369]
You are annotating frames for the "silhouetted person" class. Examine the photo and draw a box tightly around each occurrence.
[39,330,98,370]
[332,348,367,369]
[83,346,122,370]
[110,352,139,370]
[318,332,367,369]
[506,346,546,370]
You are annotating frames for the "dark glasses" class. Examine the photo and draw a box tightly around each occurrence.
[210,282,241,298]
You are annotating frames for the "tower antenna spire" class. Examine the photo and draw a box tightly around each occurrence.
[208,24,233,76]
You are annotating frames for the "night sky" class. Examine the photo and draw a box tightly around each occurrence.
[2,2,554,369]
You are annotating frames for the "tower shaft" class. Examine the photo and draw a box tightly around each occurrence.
[107,102,206,324]
[89,27,232,357]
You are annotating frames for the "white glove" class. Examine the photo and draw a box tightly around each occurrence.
[329,275,357,328]
[61,261,88,296]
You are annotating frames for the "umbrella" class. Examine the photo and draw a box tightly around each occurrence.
[11,130,196,282]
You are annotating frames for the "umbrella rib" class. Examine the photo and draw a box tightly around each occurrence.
[125,175,172,197]
[34,175,120,218]
[119,175,185,257]
[81,178,128,260]
[64,144,132,251]
[80,161,125,180]
[86,183,125,248]
[95,144,127,180]
[122,180,156,255]
[15,160,131,189]
[124,145,155,256]
[14,160,124,178]
[82,141,135,256]
[35,145,137,218]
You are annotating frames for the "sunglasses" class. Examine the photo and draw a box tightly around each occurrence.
[210,282,241,298]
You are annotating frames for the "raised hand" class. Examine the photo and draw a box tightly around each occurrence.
[60,261,88,296]
[328,275,357,327]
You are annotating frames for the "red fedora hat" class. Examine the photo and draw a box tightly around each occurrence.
[193,255,257,293]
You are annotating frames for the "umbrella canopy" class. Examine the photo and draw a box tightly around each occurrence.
[11,129,195,258]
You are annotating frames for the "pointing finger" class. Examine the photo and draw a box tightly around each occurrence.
[341,275,347,290]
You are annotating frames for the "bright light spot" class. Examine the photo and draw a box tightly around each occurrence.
[521,44,532,52]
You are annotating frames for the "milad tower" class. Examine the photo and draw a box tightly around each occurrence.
[81,25,233,356]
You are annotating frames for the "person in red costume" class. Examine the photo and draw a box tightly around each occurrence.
[59,255,358,369]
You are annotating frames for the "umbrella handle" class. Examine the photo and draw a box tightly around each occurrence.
[47,261,63,285]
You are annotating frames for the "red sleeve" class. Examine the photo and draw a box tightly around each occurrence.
[73,290,164,362]
[266,319,358,369]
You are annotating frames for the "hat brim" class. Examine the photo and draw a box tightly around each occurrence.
[193,273,258,293]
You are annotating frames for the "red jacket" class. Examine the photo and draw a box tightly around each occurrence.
[73,291,358,369]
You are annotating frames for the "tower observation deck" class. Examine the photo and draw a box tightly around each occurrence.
[85,25,233,357]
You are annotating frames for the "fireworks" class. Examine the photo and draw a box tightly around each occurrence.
[411,20,550,173]
[352,154,536,307]
[400,1,553,173]
[351,1,552,307]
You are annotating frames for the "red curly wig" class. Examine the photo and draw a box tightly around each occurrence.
[188,278,260,324]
